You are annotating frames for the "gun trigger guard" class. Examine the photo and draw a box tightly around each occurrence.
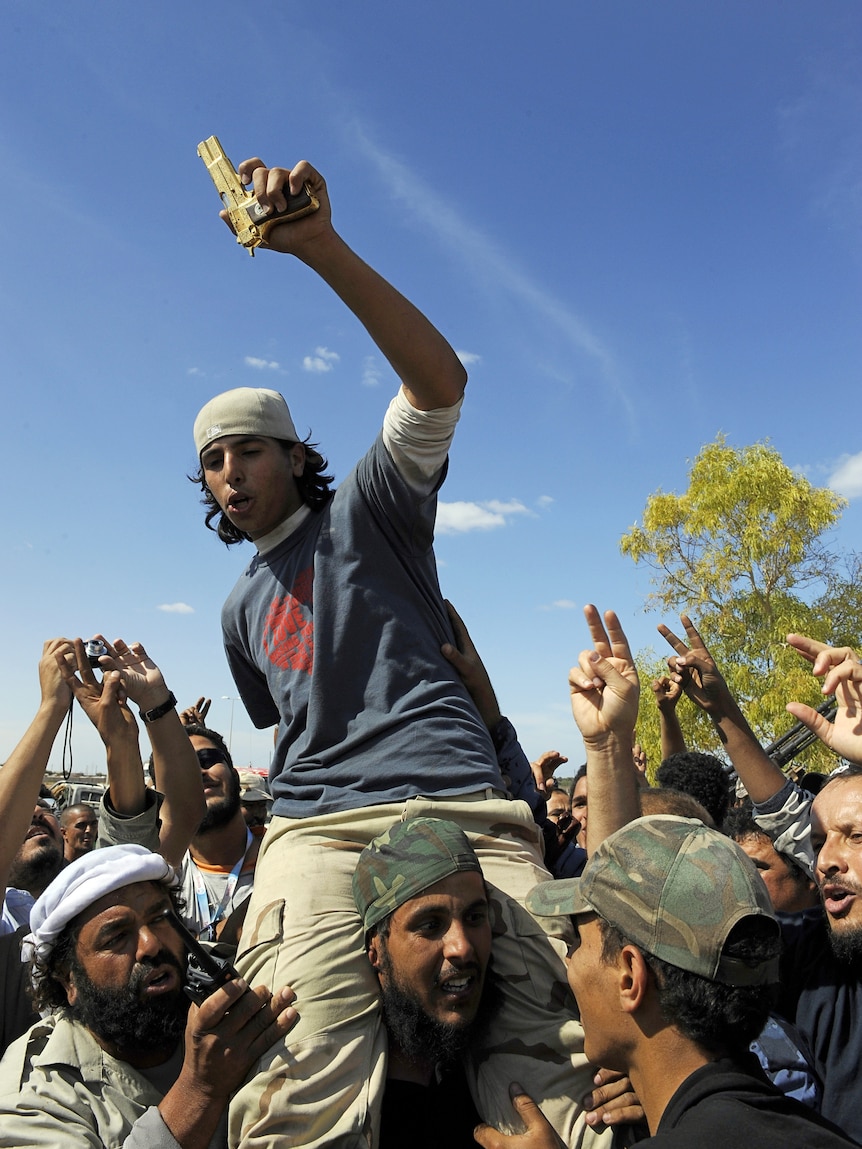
[257,217,280,248]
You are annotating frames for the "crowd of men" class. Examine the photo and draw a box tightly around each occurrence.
[1,150,862,1148]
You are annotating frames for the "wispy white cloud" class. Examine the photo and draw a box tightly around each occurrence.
[538,599,579,612]
[537,495,554,509]
[436,499,532,534]
[302,346,340,374]
[346,124,632,418]
[362,356,383,388]
[456,350,481,366]
[828,451,862,498]
[245,356,280,371]
[776,56,862,237]
[187,366,202,376]
[157,602,194,614]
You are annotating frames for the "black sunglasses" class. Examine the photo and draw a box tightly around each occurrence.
[196,748,227,769]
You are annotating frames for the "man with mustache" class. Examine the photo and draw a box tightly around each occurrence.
[656,616,862,1143]
[352,818,493,1149]
[352,818,641,1149]
[0,844,297,1148]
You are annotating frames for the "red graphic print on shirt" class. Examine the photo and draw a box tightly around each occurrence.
[263,566,314,674]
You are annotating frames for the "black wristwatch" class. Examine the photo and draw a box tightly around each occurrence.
[139,691,178,724]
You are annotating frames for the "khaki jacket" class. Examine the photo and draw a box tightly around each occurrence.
[0,1011,181,1148]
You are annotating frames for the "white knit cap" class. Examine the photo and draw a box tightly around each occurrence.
[23,844,176,962]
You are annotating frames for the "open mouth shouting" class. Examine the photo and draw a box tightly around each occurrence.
[820,881,859,919]
[435,964,482,1009]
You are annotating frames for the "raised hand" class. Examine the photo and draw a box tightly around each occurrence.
[55,639,139,747]
[225,158,333,256]
[786,634,862,764]
[96,638,172,712]
[651,674,682,711]
[39,638,74,715]
[531,750,569,795]
[568,606,639,747]
[657,615,733,717]
[180,696,212,727]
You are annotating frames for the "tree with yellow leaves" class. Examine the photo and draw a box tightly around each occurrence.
[620,435,860,776]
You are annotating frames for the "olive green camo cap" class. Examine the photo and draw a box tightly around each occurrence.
[353,817,481,933]
[527,815,780,986]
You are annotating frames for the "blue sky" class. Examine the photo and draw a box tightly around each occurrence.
[2,1,860,773]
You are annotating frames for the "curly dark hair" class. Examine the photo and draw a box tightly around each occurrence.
[656,752,732,828]
[28,881,185,1013]
[598,913,780,1057]
[189,436,335,546]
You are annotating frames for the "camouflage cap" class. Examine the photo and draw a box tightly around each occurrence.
[527,815,780,986]
[353,818,482,933]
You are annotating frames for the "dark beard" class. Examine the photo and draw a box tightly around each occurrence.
[379,951,499,1072]
[68,950,189,1056]
[829,924,862,966]
[197,770,242,834]
[8,842,64,898]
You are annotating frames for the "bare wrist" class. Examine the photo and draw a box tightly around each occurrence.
[584,730,635,757]
[38,697,70,724]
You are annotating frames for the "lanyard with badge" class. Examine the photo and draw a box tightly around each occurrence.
[191,827,253,941]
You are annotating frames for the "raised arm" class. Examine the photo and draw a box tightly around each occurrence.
[226,157,467,411]
[0,640,72,903]
[57,640,147,817]
[658,615,786,804]
[59,639,205,868]
[651,674,687,760]
[568,607,641,850]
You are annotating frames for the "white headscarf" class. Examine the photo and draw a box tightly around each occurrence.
[23,843,176,963]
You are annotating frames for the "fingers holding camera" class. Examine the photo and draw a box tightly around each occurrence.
[73,647,139,747]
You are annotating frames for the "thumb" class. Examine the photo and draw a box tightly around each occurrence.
[786,701,830,741]
[472,1085,539,1148]
[508,1085,548,1130]
[441,642,469,676]
[101,670,123,700]
[581,650,631,695]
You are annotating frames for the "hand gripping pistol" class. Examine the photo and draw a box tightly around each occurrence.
[197,135,319,255]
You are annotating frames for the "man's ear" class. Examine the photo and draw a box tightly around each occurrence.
[618,944,650,1014]
[289,443,306,477]
[366,931,384,975]
[57,966,78,1007]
